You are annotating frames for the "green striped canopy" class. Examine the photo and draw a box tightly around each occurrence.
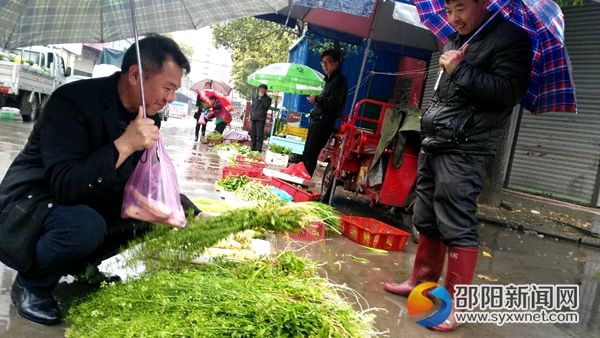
[247,63,325,95]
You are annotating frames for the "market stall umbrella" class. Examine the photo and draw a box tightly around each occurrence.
[0,0,289,49]
[191,79,232,96]
[196,89,234,113]
[247,63,325,95]
[260,0,438,51]
[413,0,577,114]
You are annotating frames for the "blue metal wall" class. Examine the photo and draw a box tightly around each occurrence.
[283,33,406,123]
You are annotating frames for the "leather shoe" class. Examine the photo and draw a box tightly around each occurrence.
[11,278,61,326]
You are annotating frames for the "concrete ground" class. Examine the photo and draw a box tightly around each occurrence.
[0,117,598,337]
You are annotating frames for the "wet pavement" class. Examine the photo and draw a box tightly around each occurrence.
[0,117,598,337]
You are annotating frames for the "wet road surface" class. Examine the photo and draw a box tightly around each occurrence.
[0,118,598,337]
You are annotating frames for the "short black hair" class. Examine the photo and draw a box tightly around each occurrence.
[258,84,268,90]
[121,34,190,76]
[320,49,342,63]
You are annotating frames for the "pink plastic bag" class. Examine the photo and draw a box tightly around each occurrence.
[121,136,187,227]
[197,114,207,125]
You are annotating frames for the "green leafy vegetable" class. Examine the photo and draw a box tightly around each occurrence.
[268,143,292,155]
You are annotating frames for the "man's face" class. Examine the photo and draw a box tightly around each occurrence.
[258,87,266,96]
[321,55,339,77]
[445,0,488,36]
[142,59,182,115]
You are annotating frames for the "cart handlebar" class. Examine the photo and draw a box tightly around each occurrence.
[344,99,394,136]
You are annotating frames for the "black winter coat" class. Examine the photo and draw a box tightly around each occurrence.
[421,15,532,155]
[0,73,156,271]
[314,68,348,124]
[250,94,272,122]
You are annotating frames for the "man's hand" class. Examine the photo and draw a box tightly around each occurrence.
[114,106,159,167]
[439,45,468,75]
[307,95,317,104]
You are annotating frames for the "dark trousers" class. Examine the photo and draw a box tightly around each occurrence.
[302,120,335,176]
[250,120,265,152]
[412,151,491,247]
[195,123,207,139]
[18,204,150,295]
[215,122,226,134]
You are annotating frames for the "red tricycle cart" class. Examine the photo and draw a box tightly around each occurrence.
[319,99,421,242]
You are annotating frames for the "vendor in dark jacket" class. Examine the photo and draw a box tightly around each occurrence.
[384,0,532,331]
[0,35,200,326]
[302,49,348,176]
[250,84,272,152]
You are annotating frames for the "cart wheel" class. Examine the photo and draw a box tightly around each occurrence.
[401,193,419,244]
[320,162,336,204]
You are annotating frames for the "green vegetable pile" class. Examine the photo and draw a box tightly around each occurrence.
[214,142,242,152]
[269,143,293,155]
[216,176,249,192]
[238,147,262,159]
[206,132,225,141]
[234,181,282,205]
[65,252,379,338]
[128,202,340,269]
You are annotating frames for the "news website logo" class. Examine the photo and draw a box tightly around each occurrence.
[407,282,453,328]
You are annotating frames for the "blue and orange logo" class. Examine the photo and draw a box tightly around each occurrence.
[406,282,453,327]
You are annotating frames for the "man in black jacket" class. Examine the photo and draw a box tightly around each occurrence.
[250,84,272,152]
[302,49,348,176]
[0,35,199,325]
[384,0,532,331]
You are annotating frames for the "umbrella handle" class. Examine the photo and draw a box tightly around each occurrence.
[129,0,147,118]
[433,10,502,93]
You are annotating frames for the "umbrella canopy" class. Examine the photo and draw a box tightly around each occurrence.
[247,63,325,95]
[191,79,232,96]
[0,0,288,48]
[413,0,576,114]
[260,0,438,51]
[196,89,233,114]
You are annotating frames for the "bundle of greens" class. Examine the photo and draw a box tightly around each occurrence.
[268,143,293,155]
[233,181,282,204]
[206,132,224,141]
[216,176,249,192]
[127,202,340,270]
[214,142,242,152]
[238,146,262,159]
[65,252,379,338]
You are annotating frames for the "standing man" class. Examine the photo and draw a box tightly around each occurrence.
[384,0,532,331]
[250,84,271,152]
[0,34,200,326]
[302,49,348,176]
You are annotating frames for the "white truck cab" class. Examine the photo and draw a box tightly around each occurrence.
[0,46,72,121]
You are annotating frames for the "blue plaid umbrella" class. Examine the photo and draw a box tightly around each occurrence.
[412,0,577,114]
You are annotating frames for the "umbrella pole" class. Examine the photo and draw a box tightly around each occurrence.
[328,0,380,206]
[129,0,147,118]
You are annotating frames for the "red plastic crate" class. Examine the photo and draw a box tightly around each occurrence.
[268,178,320,202]
[340,215,410,251]
[221,165,264,179]
[287,221,326,241]
[248,176,271,185]
[235,155,267,168]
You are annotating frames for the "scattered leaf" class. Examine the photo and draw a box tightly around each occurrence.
[477,274,499,282]
[359,245,388,255]
[349,255,370,264]
[482,251,493,258]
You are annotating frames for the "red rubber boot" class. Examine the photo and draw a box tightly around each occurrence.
[384,234,447,296]
[430,245,479,332]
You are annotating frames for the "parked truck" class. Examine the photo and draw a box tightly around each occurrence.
[0,46,71,121]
